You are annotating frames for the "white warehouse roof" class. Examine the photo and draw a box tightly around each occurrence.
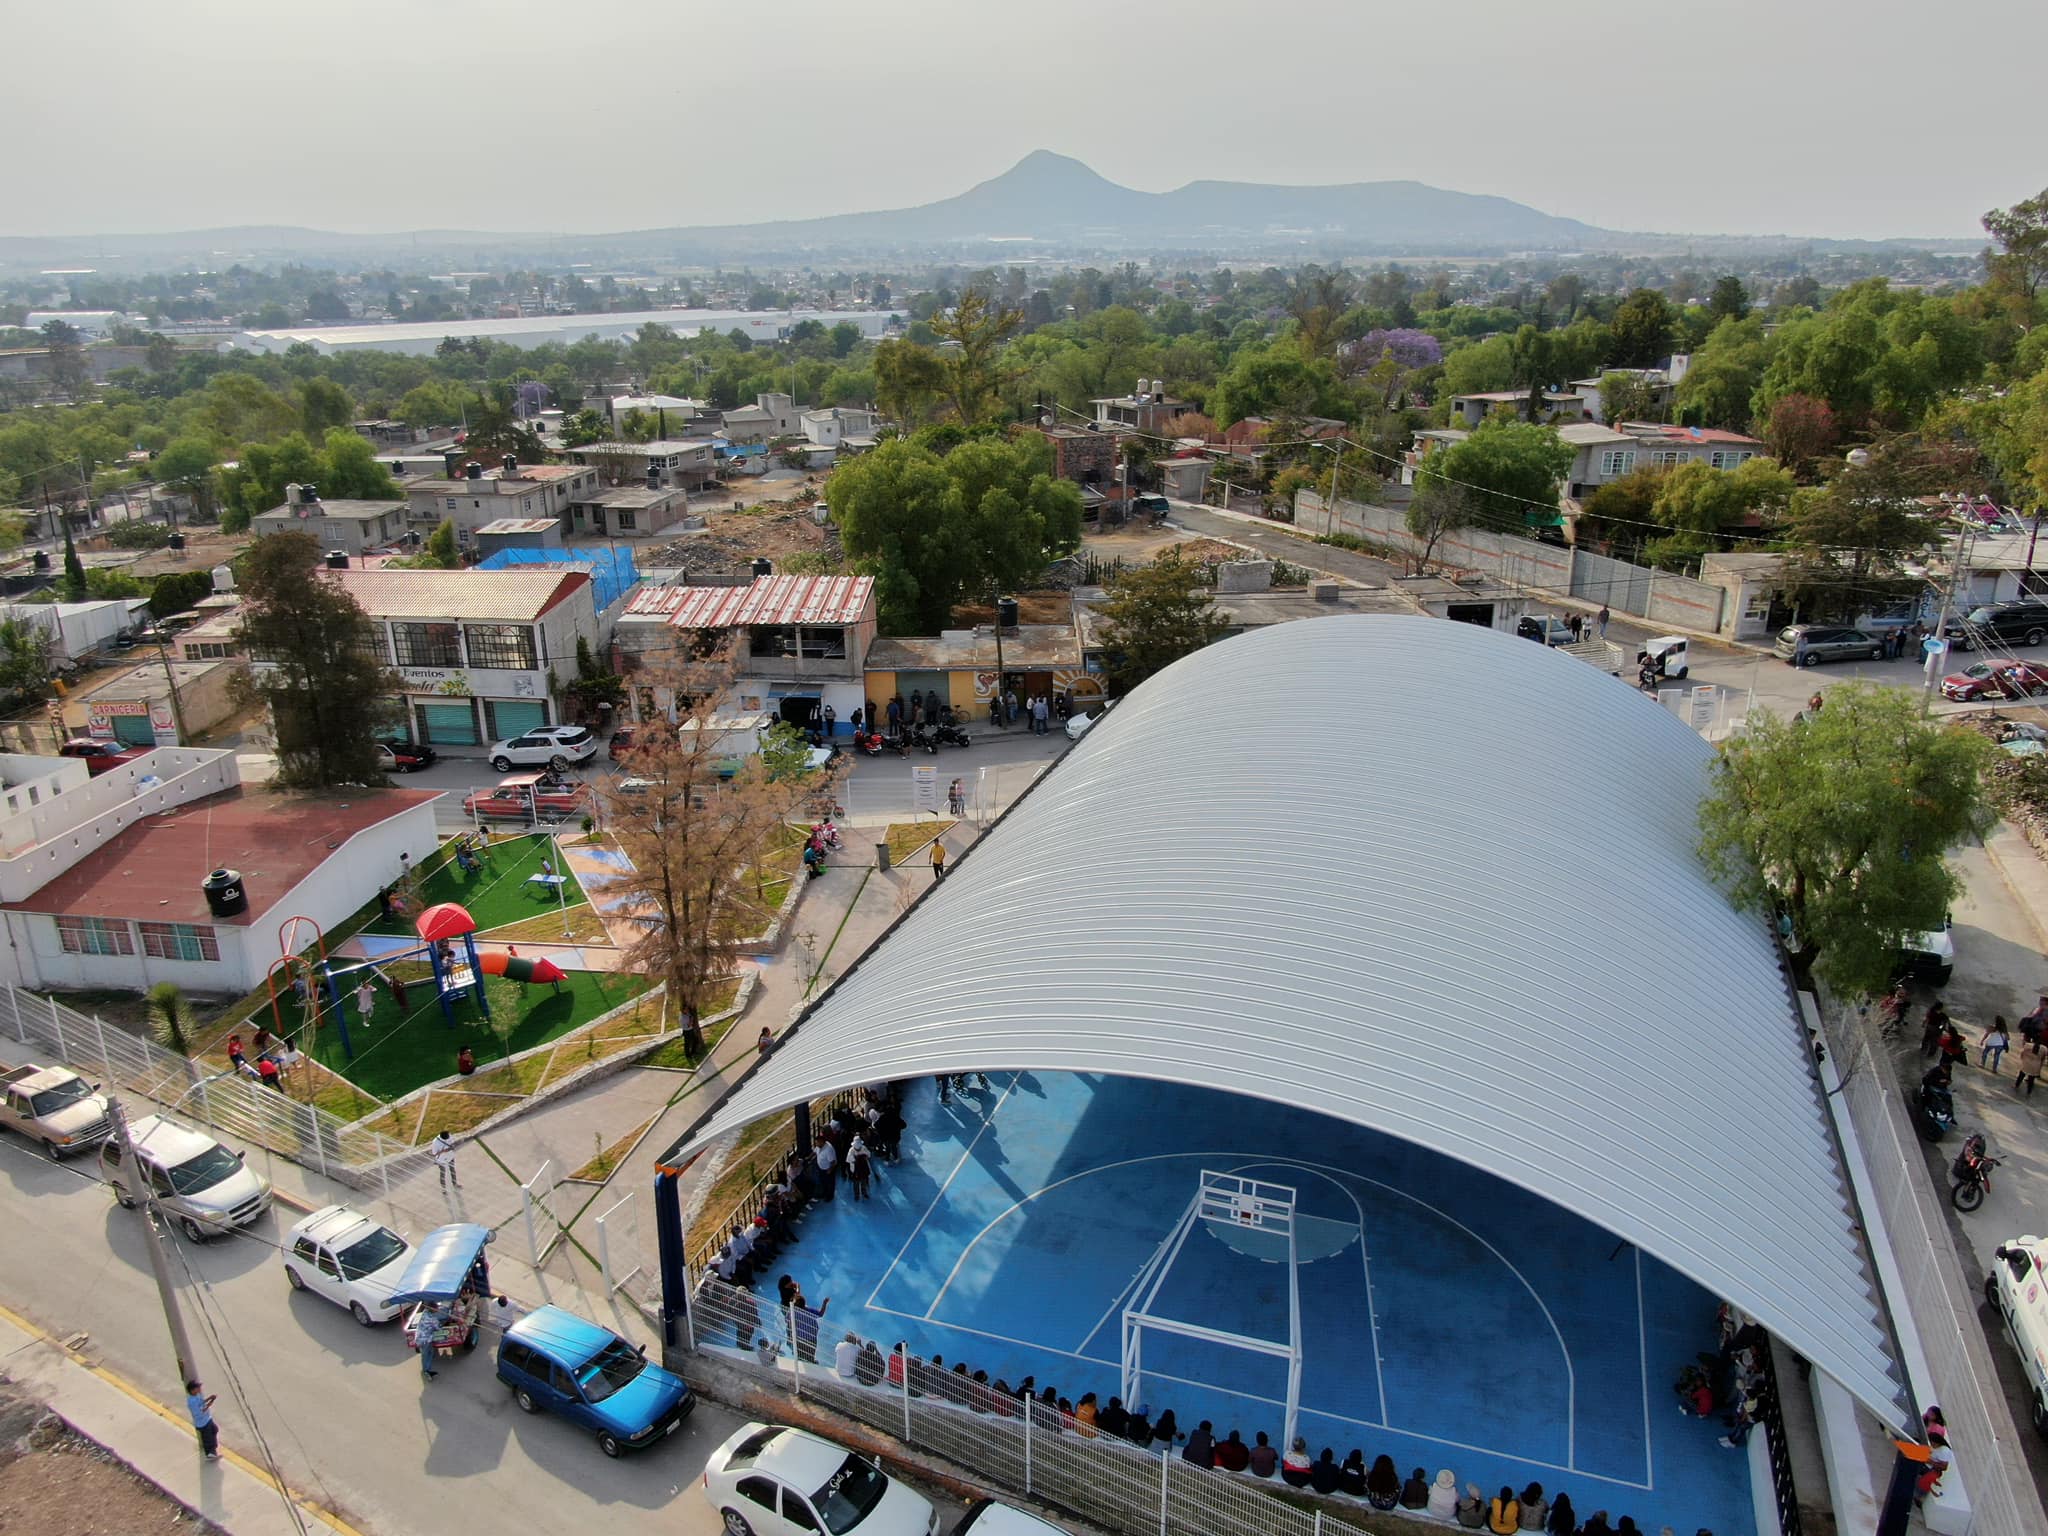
[673,615,1903,1427]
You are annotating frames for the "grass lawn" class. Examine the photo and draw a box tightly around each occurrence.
[483,906,612,946]
[301,966,650,1103]
[885,819,955,861]
[365,832,590,938]
[569,1115,656,1182]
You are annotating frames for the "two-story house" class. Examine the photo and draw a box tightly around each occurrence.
[1091,384,1189,435]
[314,568,605,749]
[719,391,801,444]
[1558,422,1766,500]
[250,486,407,555]
[402,457,602,547]
[612,573,876,733]
[1445,390,1589,428]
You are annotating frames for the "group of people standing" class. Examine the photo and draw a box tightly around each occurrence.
[1920,992,2048,1095]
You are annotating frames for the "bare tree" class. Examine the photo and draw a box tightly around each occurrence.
[598,649,842,1056]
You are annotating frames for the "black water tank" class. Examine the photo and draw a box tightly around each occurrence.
[31,550,49,571]
[325,550,349,569]
[752,557,772,579]
[167,532,186,551]
[997,596,1020,629]
[200,868,247,919]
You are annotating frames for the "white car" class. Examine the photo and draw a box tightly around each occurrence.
[702,1422,937,1536]
[954,1500,1070,1534]
[284,1205,414,1326]
[489,725,598,772]
[1066,700,1113,741]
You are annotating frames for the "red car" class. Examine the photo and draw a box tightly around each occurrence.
[608,725,637,763]
[1938,661,2048,702]
[59,737,150,775]
[460,774,593,821]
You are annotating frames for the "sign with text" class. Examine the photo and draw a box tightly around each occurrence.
[910,765,939,812]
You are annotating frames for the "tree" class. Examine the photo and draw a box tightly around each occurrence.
[1776,439,1947,620]
[1598,370,1665,426]
[1763,394,1838,479]
[1707,277,1751,322]
[1508,326,1558,421]
[148,569,214,619]
[601,652,838,1050]
[40,320,89,398]
[1983,186,2048,309]
[1608,289,1676,368]
[233,531,398,788]
[830,321,862,359]
[826,434,1083,633]
[1211,343,1350,425]
[1095,551,1227,693]
[1698,685,1993,996]
[1405,480,1480,572]
[0,617,51,710]
[418,519,460,569]
[298,377,354,439]
[461,383,546,463]
[560,409,611,448]
[59,519,86,601]
[149,982,191,1055]
[154,436,219,520]
[926,287,1023,425]
[1419,417,1574,534]
[1675,316,1769,431]
[1287,267,1352,360]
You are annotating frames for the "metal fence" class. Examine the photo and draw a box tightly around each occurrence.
[0,983,433,1197]
[688,1275,1377,1536]
[1753,1336,1802,1536]
[1816,996,2046,1536]
[685,1085,871,1277]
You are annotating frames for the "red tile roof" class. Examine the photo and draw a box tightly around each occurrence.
[5,786,439,926]
[624,574,874,628]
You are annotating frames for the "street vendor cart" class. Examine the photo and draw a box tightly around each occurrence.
[388,1222,495,1361]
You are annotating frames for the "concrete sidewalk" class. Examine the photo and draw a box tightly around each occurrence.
[0,1307,360,1536]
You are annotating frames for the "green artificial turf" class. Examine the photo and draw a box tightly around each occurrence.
[302,964,651,1103]
[363,832,590,938]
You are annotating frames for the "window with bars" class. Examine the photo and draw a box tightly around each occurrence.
[392,622,461,668]
[1599,450,1637,477]
[138,922,220,963]
[55,915,133,956]
[462,624,538,670]
[1710,450,1752,470]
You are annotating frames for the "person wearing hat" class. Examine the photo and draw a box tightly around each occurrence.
[1427,1470,1460,1519]
[1455,1484,1487,1528]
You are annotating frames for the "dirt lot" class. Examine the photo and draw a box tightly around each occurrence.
[647,487,844,579]
[0,1374,222,1536]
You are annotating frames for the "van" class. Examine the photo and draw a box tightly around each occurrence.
[1986,1236,2048,1434]
[98,1115,273,1243]
[497,1304,692,1458]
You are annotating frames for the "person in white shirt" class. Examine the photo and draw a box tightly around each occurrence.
[431,1131,459,1189]
[835,1332,862,1381]
[814,1136,839,1201]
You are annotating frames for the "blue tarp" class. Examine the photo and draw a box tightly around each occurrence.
[386,1223,493,1305]
[477,546,640,614]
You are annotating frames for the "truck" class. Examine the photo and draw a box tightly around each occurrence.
[0,1061,114,1159]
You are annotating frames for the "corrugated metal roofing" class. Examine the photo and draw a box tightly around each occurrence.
[328,568,588,621]
[672,614,1906,1429]
[624,574,873,628]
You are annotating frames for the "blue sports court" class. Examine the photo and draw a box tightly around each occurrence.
[749,1070,1755,1536]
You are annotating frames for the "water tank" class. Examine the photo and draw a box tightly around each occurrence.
[752,557,773,579]
[167,532,185,551]
[997,596,1020,629]
[301,483,319,504]
[200,868,247,919]
[211,564,235,593]
[31,550,49,572]
[465,461,484,480]
[285,483,304,507]
[646,463,662,489]
[502,453,518,477]
[325,550,349,569]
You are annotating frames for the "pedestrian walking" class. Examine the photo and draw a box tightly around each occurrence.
[848,1135,873,1200]
[948,779,965,817]
[1921,1001,1950,1058]
[1597,604,1610,637]
[1982,1018,2011,1071]
[1034,696,1050,734]
[1569,614,1585,643]
[354,978,376,1023]
[185,1380,220,1459]
[2014,1036,2046,1096]
[431,1130,460,1189]
[389,972,409,1011]
[225,1034,246,1075]
[931,841,947,882]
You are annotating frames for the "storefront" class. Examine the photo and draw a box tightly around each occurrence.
[395,668,552,748]
[864,624,1086,722]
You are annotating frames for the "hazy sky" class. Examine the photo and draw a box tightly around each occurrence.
[4,0,2042,241]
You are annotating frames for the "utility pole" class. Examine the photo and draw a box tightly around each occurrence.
[151,632,187,744]
[1920,520,1974,717]
[108,1098,196,1381]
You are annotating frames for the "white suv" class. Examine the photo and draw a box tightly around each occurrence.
[489,726,597,773]
[284,1205,413,1326]
[99,1115,273,1243]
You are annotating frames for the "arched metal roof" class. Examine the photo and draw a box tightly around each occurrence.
[676,614,1903,1426]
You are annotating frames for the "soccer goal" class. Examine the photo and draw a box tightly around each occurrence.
[1121,1171,1303,1450]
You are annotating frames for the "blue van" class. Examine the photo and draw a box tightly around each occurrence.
[496,1305,693,1458]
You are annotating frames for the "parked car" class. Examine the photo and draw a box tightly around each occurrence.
[608,725,638,763]
[1939,661,2048,702]
[497,1305,693,1458]
[703,1422,937,1536]
[461,773,591,821]
[58,737,150,775]
[1898,917,1955,988]
[1774,625,1881,667]
[489,725,597,773]
[1516,616,1576,647]
[284,1205,413,1326]
[1985,1235,2048,1434]
[1067,698,1114,742]
[1948,600,2048,651]
[1641,635,1690,680]
[99,1115,273,1243]
[0,1061,112,1159]
[954,1500,1071,1535]
[375,739,437,773]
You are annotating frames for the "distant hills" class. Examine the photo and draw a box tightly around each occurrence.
[0,153,1976,271]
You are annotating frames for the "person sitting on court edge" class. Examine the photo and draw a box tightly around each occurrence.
[1123,1402,1153,1447]
[1280,1438,1313,1487]
[1181,1420,1215,1468]
[1152,1408,1181,1445]
[1427,1470,1459,1520]
[1400,1466,1430,1510]
[1488,1485,1522,1535]
[1517,1482,1547,1531]
[1247,1430,1278,1478]
[1366,1454,1400,1508]
[1543,1492,1576,1535]
[1214,1429,1250,1473]
[1578,1509,1614,1536]
[1309,1448,1342,1496]
[1339,1449,1366,1497]
[1097,1396,1129,1440]
[1455,1483,1487,1529]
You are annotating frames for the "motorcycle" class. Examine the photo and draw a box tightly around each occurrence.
[1951,1133,2001,1211]
[932,721,972,749]
[908,725,940,755]
[1914,1081,1958,1143]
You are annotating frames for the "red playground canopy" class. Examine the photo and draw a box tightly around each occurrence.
[415,903,478,941]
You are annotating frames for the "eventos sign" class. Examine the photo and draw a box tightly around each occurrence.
[396,668,542,699]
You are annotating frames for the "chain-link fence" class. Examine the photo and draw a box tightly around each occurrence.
[0,983,433,1196]
[687,1275,1376,1536]
[1815,994,2047,1536]
[685,1085,871,1277]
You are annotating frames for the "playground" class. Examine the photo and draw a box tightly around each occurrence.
[739,1071,1756,1536]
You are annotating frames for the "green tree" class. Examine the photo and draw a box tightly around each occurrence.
[1598,370,1664,426]
[149,982,191,1055]
[1095,551,1228,693]
[560,409,611,448]
[232,531,398,788]
[829,321,862,359]
[298,377,354,440]
[1609,289,1676,368]
[417,519,459,569]
[396,381,463,431]
[1436,334,1518,399]
[1211,343,1349,425]
[1776,438,1946,620]
[461,383,546,463]
[1420,417,1574,533]
[1675,316,1770,431]
[154,436,219,520]
[1698,685,1993,995]
[926,287,1024,425]
[1707,276,1751,322]
[1405,480,1481,572]
[40,320,89,398]
[1983,186,2048,310]
[0,617,51,710]
[148,569,214,619]
[60,519,86,601]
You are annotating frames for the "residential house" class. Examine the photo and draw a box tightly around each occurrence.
[1039,425,1116,491]
[719,391,801,444]
[1156,455,1212,503]
[559,439,718,493]
[1569,359,1686,424]
[293,568,605,749]
[174,606,246,664]
[568,485,692,538]
[1558,422,1766,500]
[250,487,407,555]
[1446,390,1588,428]
[402,458,600,547]
[0,747,436,993]
[1091,384,1189,435]
[614,574,876,731]
[1697,552,1792,641]
[866,623,1090,721]
[800,406,880,459]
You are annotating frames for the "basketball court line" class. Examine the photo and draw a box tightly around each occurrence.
[892,1125,1605,1480]
[1637,1247,1654,1492]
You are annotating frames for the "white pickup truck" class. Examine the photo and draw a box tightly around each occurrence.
[0,1061,114,1159]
